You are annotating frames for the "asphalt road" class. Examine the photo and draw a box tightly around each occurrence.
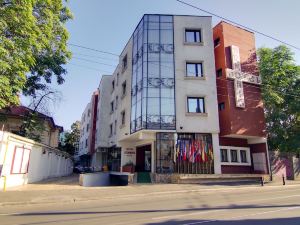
[0,184,300,225]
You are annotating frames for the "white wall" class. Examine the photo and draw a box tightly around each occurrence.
[0,132,73,189]
[78,102,92,156]
[95,75,113,149]
[174,16,220,135]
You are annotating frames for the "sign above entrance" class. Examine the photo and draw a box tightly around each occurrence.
[226,45,262,108]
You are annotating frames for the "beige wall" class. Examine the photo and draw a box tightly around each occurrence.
[0,117,60,148]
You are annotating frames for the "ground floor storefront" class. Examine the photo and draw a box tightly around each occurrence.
[91,132,270,183]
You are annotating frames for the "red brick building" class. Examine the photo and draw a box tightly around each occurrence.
[213,21,269,175]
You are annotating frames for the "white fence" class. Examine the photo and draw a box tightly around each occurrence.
[0,131,73,189]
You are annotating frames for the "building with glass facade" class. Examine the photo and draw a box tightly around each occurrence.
[79,14,270,182]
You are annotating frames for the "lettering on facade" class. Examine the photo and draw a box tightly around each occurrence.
[226,45,262,108]
[132,44,174,65]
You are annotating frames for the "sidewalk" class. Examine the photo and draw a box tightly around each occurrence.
[1,174,300,207]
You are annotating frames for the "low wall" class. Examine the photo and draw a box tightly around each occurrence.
[0,132,73,189]
[269,151,295,181]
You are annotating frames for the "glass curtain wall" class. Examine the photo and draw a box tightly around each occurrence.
[131,15,175,133]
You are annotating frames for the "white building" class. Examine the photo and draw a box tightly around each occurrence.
[90,15,221,180]
[78,102,91,158]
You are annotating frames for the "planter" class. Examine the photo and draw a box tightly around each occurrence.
[122,165,135,173]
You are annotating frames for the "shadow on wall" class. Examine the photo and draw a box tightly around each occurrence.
[269,151,296,180]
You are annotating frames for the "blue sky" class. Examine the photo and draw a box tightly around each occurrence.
[23,0,300,130]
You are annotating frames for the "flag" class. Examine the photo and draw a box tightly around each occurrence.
[188,140,193,162]
[179,140,183,161]
[174,139,179,163]
[209,143,214,160]
[183,140,187,161]
[201,140,206,162]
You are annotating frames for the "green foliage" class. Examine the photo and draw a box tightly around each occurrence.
[0,0,72,108]
[60,121,80,156]
[258,45,300,153]
[20,112,45,142]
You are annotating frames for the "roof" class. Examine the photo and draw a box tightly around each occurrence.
[213,21,254,34]
[0,105,63,132]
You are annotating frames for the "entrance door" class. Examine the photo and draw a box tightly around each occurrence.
[136,145,151,172]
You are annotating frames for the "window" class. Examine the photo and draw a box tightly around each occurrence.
[186,62,203,77]
[112,80,115,92]
[11,147,30,174]
[110,101,114,113]
[109,124,113,136]
[185,29,201,43]
[214,38,220,47]
[86,124,89,132]
[216,68,222,77]
[116,73,119,86]
[230,150,238,162]
[122,55,127,71]
[115,96,118,110]
[122,81,126,96]
[88,109,90,117]
[114,120,117,134]
[220,146,250,165]
[121,110,125,125]
[85,139,88,147]
[221,149,228,162]
[240,150,248,163]
[187,97,205,113]
[218,102,225,111]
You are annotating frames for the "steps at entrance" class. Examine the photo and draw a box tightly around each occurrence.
[137,172,151,183]
[177,174,265,185]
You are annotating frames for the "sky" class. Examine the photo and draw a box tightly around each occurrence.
[22,0,300,131]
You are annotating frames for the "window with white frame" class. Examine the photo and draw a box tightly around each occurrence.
[110,101,114,113]
[115,96,118,110]
[219,146,251,165]
[121,81,126,97]
[230,149,238,162]
[185,29,202,43]
[121,110,125,126]
[186,62,203,77]
[11,147,31,174]
[220,149,228,162]
[187,97,205,113]
[109,124,113,136]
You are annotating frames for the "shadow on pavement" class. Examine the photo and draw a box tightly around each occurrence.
[144,217,300,225]
[15,203,300,216]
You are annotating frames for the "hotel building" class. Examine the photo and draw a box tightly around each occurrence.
[79,14,269,181]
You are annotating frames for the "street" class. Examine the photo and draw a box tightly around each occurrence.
[0,181,300,225]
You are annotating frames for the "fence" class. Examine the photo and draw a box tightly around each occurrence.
[0,131,73,190]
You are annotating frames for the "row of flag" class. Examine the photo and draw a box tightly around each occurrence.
[175,139,213,163]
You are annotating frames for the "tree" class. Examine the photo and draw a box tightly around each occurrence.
[0,0,72,108]
[19,89,61,140]
[258,45,300,153]
[60,121,80,156]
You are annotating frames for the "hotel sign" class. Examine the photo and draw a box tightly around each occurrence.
[226,45,262,108]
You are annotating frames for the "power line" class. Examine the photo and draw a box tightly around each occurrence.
[175,0,300,51]
[68,43,119,57]
[72,56,117,67]
[72,52,118,62]
[68,63,113,74]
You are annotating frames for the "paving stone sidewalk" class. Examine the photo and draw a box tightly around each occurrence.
[1,174,299,207]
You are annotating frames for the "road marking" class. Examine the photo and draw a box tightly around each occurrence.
[150,194,300,222]
[152,209,226,220]
[181,206,300,225]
